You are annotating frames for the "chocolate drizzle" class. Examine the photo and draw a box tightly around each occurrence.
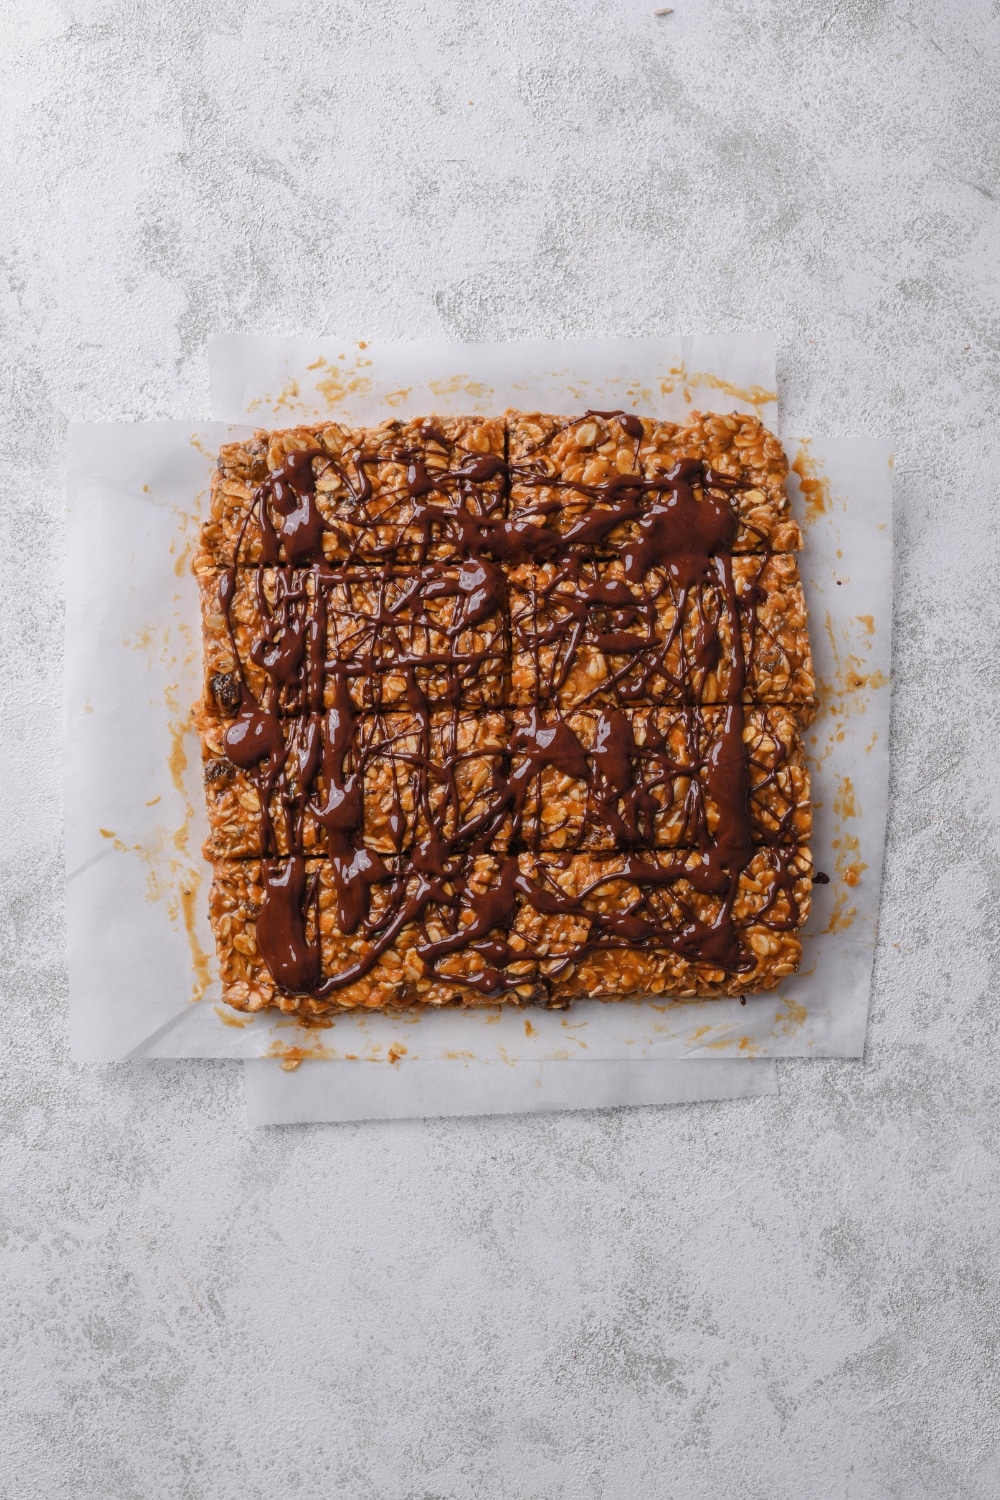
[210,415,808,1005]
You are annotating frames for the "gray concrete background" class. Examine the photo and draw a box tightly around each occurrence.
[2,1,998,1495]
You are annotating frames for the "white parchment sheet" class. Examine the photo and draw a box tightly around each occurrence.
[65,337,891,1109]
[244,1057,778,1125]
[209,333,778,428]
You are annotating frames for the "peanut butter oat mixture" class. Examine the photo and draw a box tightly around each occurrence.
[193,410,814,1017]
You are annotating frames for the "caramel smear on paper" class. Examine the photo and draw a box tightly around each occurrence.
[812,606,889,766]
[428,375,494,402]
[792,440,833,523]
[165,683,213,1003]
[110,610,215,1005]
[656,364,776,413]
[834,775,859,820]
[684,371,777,412]
[214,1006,250,1028]
[774,994,808,1033]
[266,1041,335,1069]
[291,353,375,413]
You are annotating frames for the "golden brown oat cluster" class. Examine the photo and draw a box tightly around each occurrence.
[194,410,814,1016]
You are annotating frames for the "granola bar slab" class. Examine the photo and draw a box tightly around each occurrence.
[197,562,507,714]
[209,845,810,1016]
[195,416,506,571]
[196,408,815,1020]
[508,409,801,556]
[198,708,512,861]
[510,705,810,853]
[508,553,815,715]
[209,855,545,1016]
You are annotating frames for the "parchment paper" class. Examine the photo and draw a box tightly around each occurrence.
[209,333,778,428]
[244,1057,778,1125]
[60,414,779,1114]
[65,337,891,1094]
[212,335,892,1063]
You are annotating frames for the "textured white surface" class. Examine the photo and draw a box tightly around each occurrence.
[3,1,999,1496]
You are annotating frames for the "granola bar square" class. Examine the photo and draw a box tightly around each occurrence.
[197,562,507,715]
[196,416,506,570]
[507,554,815,714]
[507,409,801,556]
[509,705,810,853]
[198,708,512,861]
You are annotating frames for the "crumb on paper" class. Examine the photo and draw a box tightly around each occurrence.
[387,1044,408,1066]
[524,1019,537,1038]
[823,830,866,933]
[266,1041,334,1065]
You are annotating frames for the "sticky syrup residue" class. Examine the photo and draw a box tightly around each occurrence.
[273,378,302,412]
[165,683,213,1003]
[266,1040,334,1067]
[813,607,890,764]
[99,617,214,1006]
[774,993,808,1032]
[428,374,494,402]
[312,357,374,409]
[824,829,868,933]
[792,440,833,523]
[214,1005,250,1028]
[685,371,778,413]
[834,775,859,819]
[704,1034,760,1056]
